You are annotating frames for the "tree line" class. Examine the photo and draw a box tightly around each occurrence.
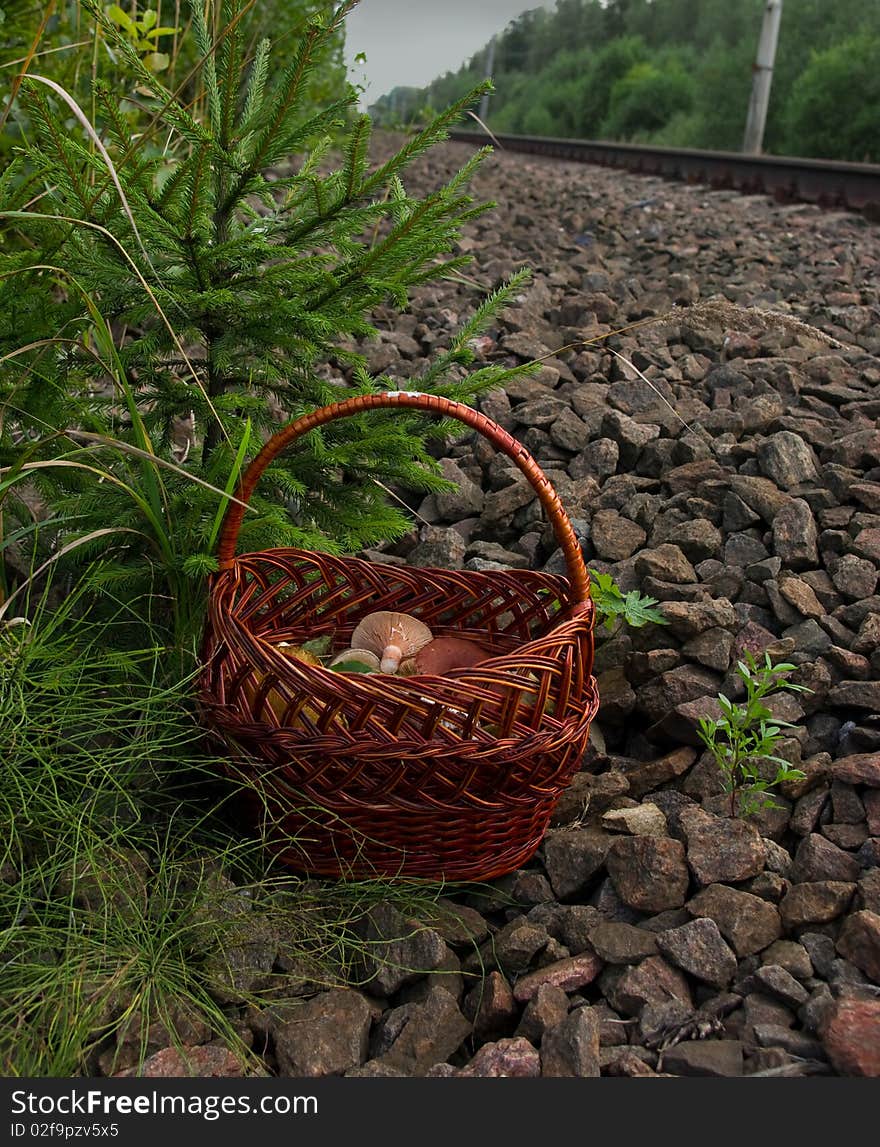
[369,0,880,162]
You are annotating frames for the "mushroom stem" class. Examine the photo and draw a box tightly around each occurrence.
[380,643,404,673]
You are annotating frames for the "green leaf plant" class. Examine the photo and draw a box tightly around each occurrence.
[105,4,178,74]
[697,652,810,818]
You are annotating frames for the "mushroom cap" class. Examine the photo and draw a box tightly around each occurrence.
[399,635,495,677]
[328,648,382,673]
[275,643,322,667]
[350,611,433,672]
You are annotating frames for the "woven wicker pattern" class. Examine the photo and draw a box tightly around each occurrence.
[198,392,599,881]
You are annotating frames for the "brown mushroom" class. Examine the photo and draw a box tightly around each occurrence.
[399,635,496,676]
[350,611,433,674]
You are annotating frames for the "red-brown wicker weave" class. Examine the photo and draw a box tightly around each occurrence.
[198,391,599,881]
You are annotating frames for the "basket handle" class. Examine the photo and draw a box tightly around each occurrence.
[215,390,591,607]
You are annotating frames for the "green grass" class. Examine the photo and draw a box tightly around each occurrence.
[0,579,453,1077]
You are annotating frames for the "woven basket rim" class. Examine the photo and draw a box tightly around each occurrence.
[209,555,594,704]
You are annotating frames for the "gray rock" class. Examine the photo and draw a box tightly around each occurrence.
[406,525,466,569]
[725,491,762,531]
[606,836,691,912]
[596,666,637,721]
[836,910,880,982]
[203,916,277,1004]
[660,1040,744,1077]
[763,837,795,878]
[680,808,766,886]
[682,627,735,671]
[513,394,568,428]
[659,599,738,640]
[799,984,836,1035]
[462,970,518,1042]
[824,429,880,470]
[656,918,738,988]
[637,664,723,724]
[396,946,463,1006]
[687,884,783,956]
[515,983,570,1044]
[586,922,658,965]
[370,985,471,1075]
[772,498,819,570]
[741,992,797,1043]
[352,902,446,995]
[728,474,792,524]
[858,868,880,914]
[614,749,697,799]
[600,955,693,1018]
[542,827,614,901]
[572,437,620,482]
[830,554,878,600]
[800,932,838,979]
[601,1048,666,1076]
[634,544,697,584]
[665,518,724,562]
[852,528,880,565]
[751,964,810,1009]
[601,803,668,836]
[434,457,485,520]
[275,990,372,1077]
[758,431,819,489]
[791,786,831,836]
[464,540,530,568]
[540,1006,601,1077]
[601,410,660,469]
[549,407,590,451]
[779,882,856,930]
[865,792,880,837]
[827,681,880,711]
[591,508,647,561]
[760,940,814,982]
[487,918,549,976]
[558,905,603,954]
[791,834,862,884]
[423,898,490,949]
[481,477,536,523]
[751,1025,826,1060]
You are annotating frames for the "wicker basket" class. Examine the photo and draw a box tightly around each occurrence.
[198,391,599,881]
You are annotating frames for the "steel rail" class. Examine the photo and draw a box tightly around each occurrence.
[448,129,880,218]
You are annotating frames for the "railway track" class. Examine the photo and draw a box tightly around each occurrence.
[448,129,880,219]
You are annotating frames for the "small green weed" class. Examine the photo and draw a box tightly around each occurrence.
[697,652,810,818]
[589,568,667,632]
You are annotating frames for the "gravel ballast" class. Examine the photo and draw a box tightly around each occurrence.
[124,136,880,1079]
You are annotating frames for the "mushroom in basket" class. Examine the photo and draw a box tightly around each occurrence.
[398,635,497,676]
[244,642,340,728]
[350,611,433,674]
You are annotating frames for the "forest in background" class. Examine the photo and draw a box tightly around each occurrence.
[369,0,880,162]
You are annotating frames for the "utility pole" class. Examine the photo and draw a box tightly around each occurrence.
[478,36,496,123]
[743,0,783,154]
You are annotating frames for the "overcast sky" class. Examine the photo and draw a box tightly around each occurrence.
[344,1,553,108]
